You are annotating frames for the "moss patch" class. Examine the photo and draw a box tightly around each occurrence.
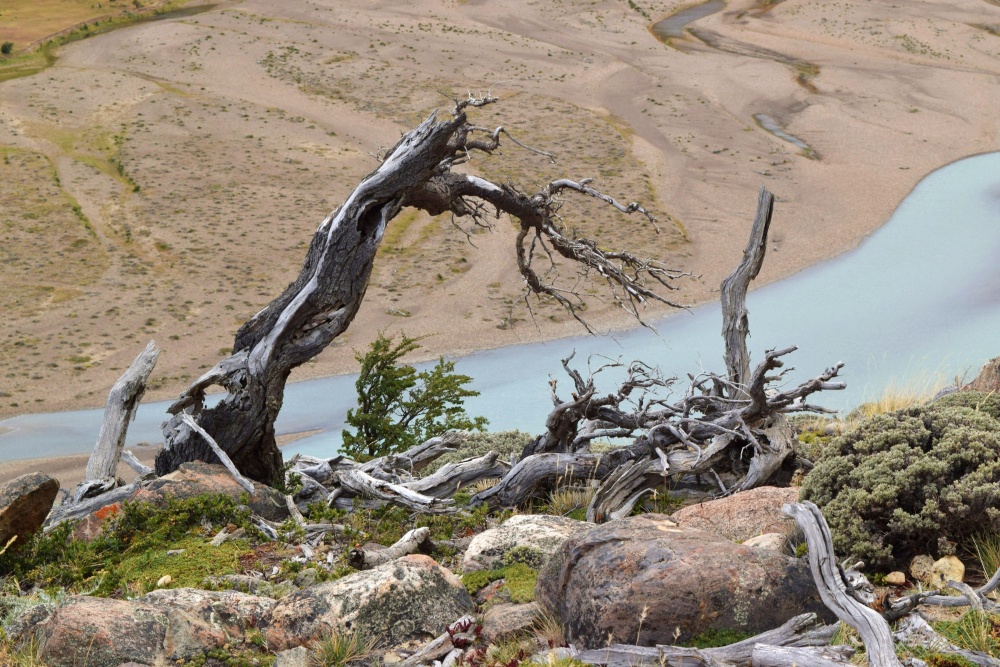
[462,563,539,604]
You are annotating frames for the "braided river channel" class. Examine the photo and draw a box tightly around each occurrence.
[1,152,999,461]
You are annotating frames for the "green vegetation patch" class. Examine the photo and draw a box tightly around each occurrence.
[462,563,539,604]
[0,493,259,596]
[801,396,1000,569]
[684,627,755,649]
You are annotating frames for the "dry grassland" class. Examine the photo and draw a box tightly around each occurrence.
[0,0,997,419]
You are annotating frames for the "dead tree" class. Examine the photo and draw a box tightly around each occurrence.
[156,96,688,484]
[485,188,844,509]
[75,341,159,502]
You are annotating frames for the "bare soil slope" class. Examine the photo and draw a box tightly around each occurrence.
[0,0,997,417]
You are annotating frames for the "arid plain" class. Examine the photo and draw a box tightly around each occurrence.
[1,0,998,424]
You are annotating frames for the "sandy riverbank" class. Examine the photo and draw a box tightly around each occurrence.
[0,0,997,423]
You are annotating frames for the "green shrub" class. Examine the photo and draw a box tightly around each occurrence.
[0,43,12,56]
[932,390,1000,421]
[342,332,487,460]
[800,401,1000,569]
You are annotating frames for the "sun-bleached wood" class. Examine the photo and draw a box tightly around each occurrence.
[82,341,159,488]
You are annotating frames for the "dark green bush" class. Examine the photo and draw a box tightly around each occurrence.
[801,398,1000,569]
[932,390,1000,421]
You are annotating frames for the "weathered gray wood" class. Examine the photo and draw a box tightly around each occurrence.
[892,614,1000,667]
[46,480,145,528]
[363,431,466,476]
[83,341,159,487]
[284,494,305,528]
[120,450,155,479]
[403,452,508,498]
[921,564,1000,607]
[587,458,663,523]
[750,644,854,667]
[575,613,838,667]
[783,501,903,667]
[337,468,454,513]
[348,527,432,570]
[575,646,726,667]
[156,99,682,484]
[400,614,476,667]
[721,187,773,397]
[177,413,255,495]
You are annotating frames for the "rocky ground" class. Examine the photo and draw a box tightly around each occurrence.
[2,407,1000,667]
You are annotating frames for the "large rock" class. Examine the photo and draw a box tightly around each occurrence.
[36,590,275,667]
[132,461,289,521]
[39,597,179,667]
[670,486,800,543]
[462,514,588,572]
[139,588,276,639]
[536,514,830,648]
[267,554,473,649]
[0,472,59,548]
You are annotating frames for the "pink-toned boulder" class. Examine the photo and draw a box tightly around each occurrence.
[266,554,473,649]
[0,472,59,548]
[38,597,174,667]
[132,461,289,521]
[536,514,830,648]
[35,591,274,667]
[670,486,800,542]
[139,588,276,638]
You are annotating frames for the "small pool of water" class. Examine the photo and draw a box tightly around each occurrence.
[754,114,817,159]
[651,0,725,42]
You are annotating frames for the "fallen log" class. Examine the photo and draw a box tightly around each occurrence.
[400,614,477,667]
[892,614,1000,667]
[586,458,663,523]
[404,452,508,498]
[336,468,454,514]
[46,480,146,529]
[75,341,160,501]
[348,527,432,570]
[783,501,903,667]
[750,644,854,667]
[576,612,838,667]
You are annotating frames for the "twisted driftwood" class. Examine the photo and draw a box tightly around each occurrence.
[155,96,687,484]
[74,341,160,502]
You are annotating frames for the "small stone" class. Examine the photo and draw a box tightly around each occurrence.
[910,554,934,583]
[0,472,60,548]
[165,549,186,556]
[742,533,789,554]
[156,575,172,588]
[885,571,906,586]
[293,568,317,588]
[482,602,540,643]
[275,646,311,667]
[929,556,965,589]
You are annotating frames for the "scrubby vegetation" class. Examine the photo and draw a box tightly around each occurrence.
[342,332,488,460]
[801,392,1000,569]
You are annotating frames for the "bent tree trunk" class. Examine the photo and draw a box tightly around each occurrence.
[157,98,684,483]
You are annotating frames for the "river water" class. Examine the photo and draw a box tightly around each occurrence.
[1,152,999,462]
